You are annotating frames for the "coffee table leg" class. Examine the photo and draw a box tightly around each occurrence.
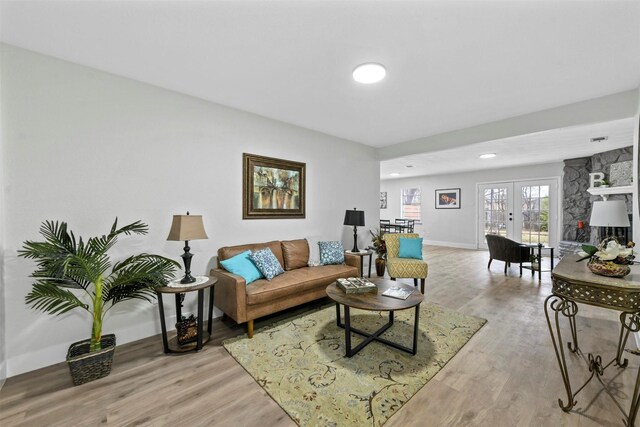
[345,305,352,357]
[389,310,394,325]
[335,303,343,327]
[412,305,420,355]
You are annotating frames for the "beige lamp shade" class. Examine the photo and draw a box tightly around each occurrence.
[166,214,208,241]
[590,200,630,227]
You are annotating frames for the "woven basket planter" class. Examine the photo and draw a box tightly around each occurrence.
[66,334,116,386]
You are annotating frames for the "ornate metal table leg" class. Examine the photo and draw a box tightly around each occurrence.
[617,311,640,368]
[628,365,640,427]
[567,310,579,354]
[545,294,579,411]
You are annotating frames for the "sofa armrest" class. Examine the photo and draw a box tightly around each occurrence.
[344,253,361,272]
[210,268,248,323]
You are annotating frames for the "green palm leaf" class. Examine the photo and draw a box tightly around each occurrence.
[104,254,179,305]
[25,281,88,315]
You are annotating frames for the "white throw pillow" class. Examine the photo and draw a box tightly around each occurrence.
[306,236,322,267]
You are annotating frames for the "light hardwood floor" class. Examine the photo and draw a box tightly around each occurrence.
[1,246,636,426]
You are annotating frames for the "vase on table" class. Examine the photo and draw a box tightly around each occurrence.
[375,257,386,277]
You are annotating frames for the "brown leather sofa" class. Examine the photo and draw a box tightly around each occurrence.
[211,239,360,338]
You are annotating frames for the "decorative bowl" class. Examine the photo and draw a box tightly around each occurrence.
[587,260,631,278]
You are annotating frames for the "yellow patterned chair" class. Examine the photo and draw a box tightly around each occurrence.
[384,233,428,294]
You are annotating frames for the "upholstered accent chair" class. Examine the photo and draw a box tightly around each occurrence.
[384,233,428,293]
[485,234,531,275]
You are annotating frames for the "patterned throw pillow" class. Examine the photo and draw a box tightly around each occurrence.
[249,248,284,280]
[318,241,345,265]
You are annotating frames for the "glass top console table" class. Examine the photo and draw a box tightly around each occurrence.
[545,254,640,426]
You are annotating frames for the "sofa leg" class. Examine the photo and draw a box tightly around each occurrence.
[488,258,493,269]
[420,278,425,294]
[413,278,418,287]
[221,313,227,321]
[247,320,254,338]
[504,262,508,275]
[390,277,396,281]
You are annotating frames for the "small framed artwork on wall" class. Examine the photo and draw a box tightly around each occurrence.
[435,188,460,209]
[380,192,387,209]
[243,153,306,219]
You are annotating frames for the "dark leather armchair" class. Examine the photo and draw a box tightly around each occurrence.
[485,234,531,275]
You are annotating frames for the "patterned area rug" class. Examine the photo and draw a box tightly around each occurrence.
[223,303,487,426]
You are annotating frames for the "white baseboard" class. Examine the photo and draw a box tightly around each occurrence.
[424,240,477,250]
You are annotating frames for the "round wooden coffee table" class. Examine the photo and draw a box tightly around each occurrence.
[326,278,423,357]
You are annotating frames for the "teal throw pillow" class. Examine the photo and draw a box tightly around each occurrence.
[398,237,423,259]
[249,248,284,280]
[219,250,264,284]
[318,241,345,265]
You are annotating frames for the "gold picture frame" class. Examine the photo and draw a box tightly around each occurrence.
[243,153,306,219]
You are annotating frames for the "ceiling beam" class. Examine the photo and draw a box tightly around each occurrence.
[379,89,639,161]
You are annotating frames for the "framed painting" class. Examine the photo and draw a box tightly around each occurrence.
[435,188,461,209]
[380,192,387,209]
[243,153,306,219]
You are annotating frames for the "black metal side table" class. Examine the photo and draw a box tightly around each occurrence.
[155,275,217,354]
[345,250,374,278]
[520,243,555,281]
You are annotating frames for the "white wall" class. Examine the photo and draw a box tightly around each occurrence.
[0,44,379,376]
[380,162,564,249]
[0,59,5,388]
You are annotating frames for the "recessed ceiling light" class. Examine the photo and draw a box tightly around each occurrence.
[405,165,413,168]
[479,153,496,159]
[353,63,386,84]
[390,172,400,176]
[590,136,608,143]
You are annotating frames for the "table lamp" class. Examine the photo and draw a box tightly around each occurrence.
[589,200,630,243]
[167,212,208,284]
[344,208,365,253]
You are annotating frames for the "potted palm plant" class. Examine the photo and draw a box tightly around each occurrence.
[19,218,179,385]
[368,228,387,277]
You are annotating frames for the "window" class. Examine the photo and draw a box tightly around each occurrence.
[401,188,421,221]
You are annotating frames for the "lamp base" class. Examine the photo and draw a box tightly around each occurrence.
[180,274,196,284]
[179,242,195,284]
[351,226,359,253]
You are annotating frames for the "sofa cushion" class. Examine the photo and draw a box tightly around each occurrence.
[218,240,285,268]
[399,237,423,259]
[246,264,358,305]
[306,236,322,267]
[318,241,345,265]
[249,248,285,280]
[281,239,310,271]
[219,250,264,284]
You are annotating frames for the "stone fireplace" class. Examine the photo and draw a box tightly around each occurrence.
[560,146,633,257]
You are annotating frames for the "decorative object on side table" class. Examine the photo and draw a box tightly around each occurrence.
[368,227,387,277]
[167,212,208,284]
[343,207,365,252]
[176,314,198,346]
[18,219,179,385]
[577,237,635,278]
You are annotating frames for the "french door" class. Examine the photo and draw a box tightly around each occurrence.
[478,179,559,249]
